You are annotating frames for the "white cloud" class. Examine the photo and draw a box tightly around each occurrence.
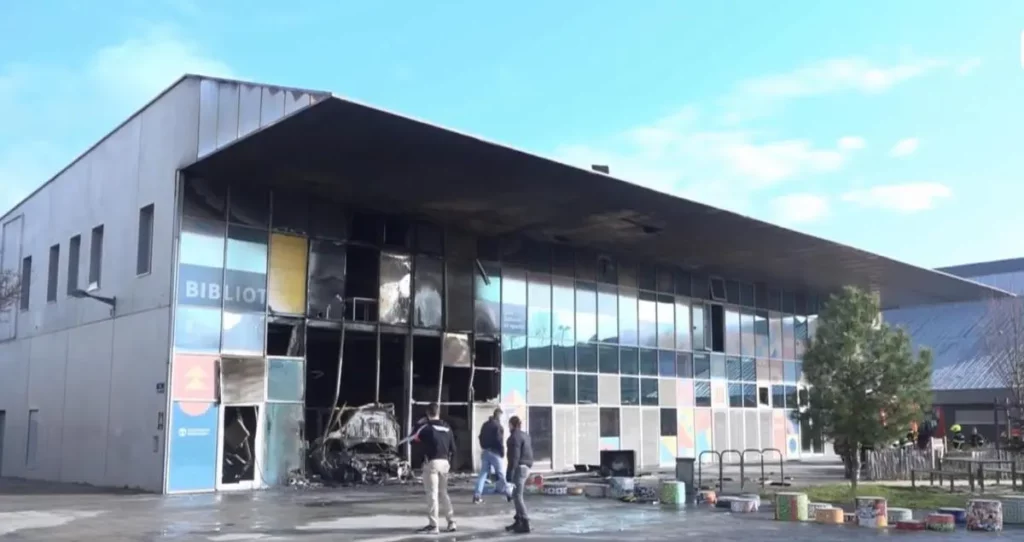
[770,193,830,225]
[841,182,952,213]
[838,136,866,151]
[956,58,982,76]
[736,57,945,99]
[0,25,232,215]
[890,137,920,157]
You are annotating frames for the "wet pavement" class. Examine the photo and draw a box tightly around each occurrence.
[0,480,1021,540]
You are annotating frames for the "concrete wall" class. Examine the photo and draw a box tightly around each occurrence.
[0,75,327,491]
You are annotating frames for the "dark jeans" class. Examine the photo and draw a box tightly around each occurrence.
[511,465,531,521]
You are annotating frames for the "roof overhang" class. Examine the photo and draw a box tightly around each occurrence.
[184,96,1011,309]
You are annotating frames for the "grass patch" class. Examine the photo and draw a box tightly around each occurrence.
[761,483,968,511]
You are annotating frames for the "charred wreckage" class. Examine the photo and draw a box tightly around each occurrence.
[308,403,413,485]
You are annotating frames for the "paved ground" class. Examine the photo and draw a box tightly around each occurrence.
[1,475,1020,541]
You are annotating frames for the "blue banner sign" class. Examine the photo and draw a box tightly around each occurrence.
[166,401,219,493]
[177,264,268,312]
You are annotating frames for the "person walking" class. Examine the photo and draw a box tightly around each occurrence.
[473,407,512,504]
[409,402,458,534]
[505,415,534,534]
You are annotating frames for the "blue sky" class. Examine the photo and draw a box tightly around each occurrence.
[1,1,1023,268]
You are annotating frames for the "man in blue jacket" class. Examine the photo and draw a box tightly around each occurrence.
[408,403,458,534]
[505,415,534,534]
[473,407,512,504]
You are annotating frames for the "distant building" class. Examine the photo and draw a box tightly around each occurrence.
[885,258,1024,440]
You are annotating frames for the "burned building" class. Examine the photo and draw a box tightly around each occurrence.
[0,75,1009,493]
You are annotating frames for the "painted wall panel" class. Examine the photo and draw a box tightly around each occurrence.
[694,408,712,462]
[660,436,677,467]
[501,369,527,405]
[620,407,642,460]
[172,354,218,402]
[238,83,263,137]
[553,406,577,470]
[527,370,553,404]
[27,331,69,480]
[744,411,759,453]
[658,378,677,406]
[598,375,619,406]
[267,233,308,315]
[167,401,219,493]
[267,357,304,402]
[197,78,219,157]
[284,90,312,115]
[711,381,727,408]
[759,411,774,451]
[677,407,695,458]
[773,410,788,458]
[216,81,240,149]
[262,403,303,486]
[260,87,286,126]
[712,409,729,457]
[729,410,745,452]
[577,406,599,465]
[677,378,694,407]
[640,408,660,467]
[599,437,620,451]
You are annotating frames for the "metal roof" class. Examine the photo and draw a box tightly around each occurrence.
[939,257,1024,280]
[184,92,1011,310]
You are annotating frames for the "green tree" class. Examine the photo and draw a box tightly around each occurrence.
[798,286,932,488]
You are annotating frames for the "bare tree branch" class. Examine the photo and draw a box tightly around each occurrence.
[0,269,19,314]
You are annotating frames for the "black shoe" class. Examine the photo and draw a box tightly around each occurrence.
[506,517,520,532]
[512,519,531,534]
[416,525,439,534]
[506,492,514,503]
[473,496,483,504]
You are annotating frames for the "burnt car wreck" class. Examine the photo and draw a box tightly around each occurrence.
[309,403,412,485]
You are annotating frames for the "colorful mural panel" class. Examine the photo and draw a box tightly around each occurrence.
[772,410,788,458]
[267,233,308,315]
[171,354,218,402]
[694,408,713,462]
[677,378,694,407]
[599,437,620,451]
[711,381,727,408]
[677,407,695,458]
[660,436,677,467]
[166,401,219,493]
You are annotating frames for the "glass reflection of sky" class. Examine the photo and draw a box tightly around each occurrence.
[227,239,268,274]
[180,231,225,268]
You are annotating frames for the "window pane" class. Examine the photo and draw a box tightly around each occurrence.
[136,204,155,275]
[675,298,691,351]
[575,281,597,344]
[658,350,676,377]
[228,182,269,227]
[657,268,674,294]
[726,356,742,381]
[710,353,726,379]
[553,343,575,372]
[174,305,221,352]
[222,225,268,355]
[694,380,712,407]
[785,385,799,408]
[575,250,596,282]
[754,311,770,358]
[47,244,59,302]
[554,373,576,404]
[577,374,598,405]
[414,256,444,328]
[66,235,80,294]
[657,295,675,349]
[380,252,412,326]
[600,407,621,437]
[728,383,743,407]
[620,377,640,405]
[620,346,639,375]
[183,177,227,220]
[740,311,755,356]
[306,240,346,320]
[598,344,618,374]
[271,191,310,236]
[268,234,308,315]
[552,276,575,347]
[638,292,657,347]
[502,334,527,368]
[597,284,618,343]
[89,224,104,288]
[577,342,598,373]
[446,259,475,332]
[769,312,783,359]
[693,353,711,379]
[677,352,693,378]
[692,303,705,350]
[743,384,757,408]
[528,407,553,463]
[618,261,637,289]
[794,315,808,360]
[618,288,638,346]
[639,348,658,376]
[638,265,656,291]
[782,315,795,359]
[267,357,304,402]
[725,307,741,354]
[475,262,502,334]
[640,378,659,406]
[528,339,552,370]
[784,361,799,383]
[772,385,786,409]
[741,357,756,382]
[502,269,527,335]
[527,273,552,369]
[660,408,678,436]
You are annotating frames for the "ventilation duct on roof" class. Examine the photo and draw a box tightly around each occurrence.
[591,165,610,174]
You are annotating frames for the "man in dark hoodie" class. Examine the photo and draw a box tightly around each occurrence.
[474,407,511,504]
[505,415,534,534]
[408,403,458,535]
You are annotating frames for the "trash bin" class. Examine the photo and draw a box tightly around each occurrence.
[675,458,696,501]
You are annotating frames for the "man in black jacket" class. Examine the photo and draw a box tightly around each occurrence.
[474,407,511,503]
[505,415,534,534]
[409,403,458,534]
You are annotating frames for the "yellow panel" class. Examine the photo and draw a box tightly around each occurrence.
[268,233,308,314]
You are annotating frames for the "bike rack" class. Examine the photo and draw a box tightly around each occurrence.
[760,448,786,486]
[742,448,765,489]
[720,449,743,492]
[697,450,722,490]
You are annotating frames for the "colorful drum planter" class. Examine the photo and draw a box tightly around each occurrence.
[814,507,844,525]
[966,499,1003,532]
[895,520,926,531]
[1000,495,1024,525]
[697,489,718,505]
[659,481,686,509]
[854,496,888,528]
[926,513,956,532]
[886,507,913,523]
[774,492,809,522]
[730,497,759,513]
[938,506,967,525]
[807,502,832,518]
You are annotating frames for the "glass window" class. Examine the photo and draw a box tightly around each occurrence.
[743,384,757,408]
[528,406,553,463]
[782,291,796,313]
[740,282,755,307]
[414,256,444,328]
[620,346,639,375]
[639,348,658,376]
[785,385,799,408]
[136,204,155,275]
[577,374,598,405]
[46,244,59,302]
[740,311,755,356]
[638,292,658,347]
[222,225,268,355]
[658,350,676,377]
[770,359,784,382]
[772,385,786,409]
[618,261,637,289]
[174,305,222,352]
[660,408,678,436]
[597,284,618,343]
[527,273,552,369]
[67,235,80,295]
[600,407,621,437]
[268,233,309,316]
[640,378,659,406]
[228,182,269,227]
[270,191,310,235]
[577,342,598,373]
[677,352,693,378]
[769,312,783,359]
[575,250,596,282]
[756,358,770,381]
[554,343,575,372]
[597,255,617,284]
[728,383,744,407]
[726,280,740,305]
[180,216,226,270]
[759,386,771,407]
[710,353,727,379]
[552,276,575,346]
[618,288,638,346]
[475,262,502,335]
[725,307,741,354]
[726,356,742,381]
[695,380,712,407]
[306,240,346,321]
[379,252,412,326]
[554,373,576,404]
[754,311,770,358]
[784,361,799,383]
[657,268,674,294]
[657,295,675,349]
[267,357,304,402]
[448,259,477,331]
[502,334,527,368]
[692,303,705,350]
[674,270,691,297]
[808,314,819,343]
[741,357,756,382]
[782,315,796,359]
[502,269,527,335]
[552,247,575,277]
[693,353,711,379]
[675,298,691,351]
[621,377,640,405]
[575,281,598,344]
[794,315,808,360]
[598,344,618,374]
[183,177,227,221]
[528,340,552,370]
[638,265,657,291]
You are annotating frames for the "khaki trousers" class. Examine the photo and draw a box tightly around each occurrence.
[422,459,454,527]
